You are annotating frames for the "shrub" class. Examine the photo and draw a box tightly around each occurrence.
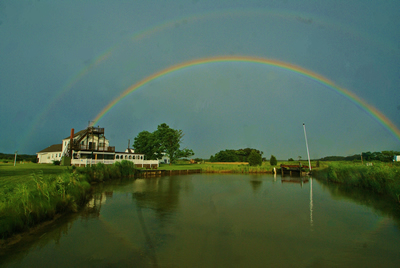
[248,150,262,166]
[53,160,61,165]
[270,155,277,166]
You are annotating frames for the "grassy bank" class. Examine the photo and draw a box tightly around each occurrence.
[0,161,138,239]
[313,162,400,203]
[160,160,320,173]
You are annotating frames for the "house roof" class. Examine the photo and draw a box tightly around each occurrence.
[37,144,62,153]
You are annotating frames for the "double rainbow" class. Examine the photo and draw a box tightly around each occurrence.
[91,55,400,141]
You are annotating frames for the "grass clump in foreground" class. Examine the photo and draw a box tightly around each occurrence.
[313,162,400,203]
[0,161,138,239]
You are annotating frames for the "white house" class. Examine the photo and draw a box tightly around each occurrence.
[394,155,400,162]
[36,126,158,168]
[60,127,115,162]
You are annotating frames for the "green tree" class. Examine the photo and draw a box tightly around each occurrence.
[288,158,294,161]
[154,123,194,164]
[248,150,262,166]
[133,123,194,163]
[270,155,277,166]
[133,131,161,160]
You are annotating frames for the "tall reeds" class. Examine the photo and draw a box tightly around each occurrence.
[0,160,138,239]
[313,162,400,203]
[0,171,90,238]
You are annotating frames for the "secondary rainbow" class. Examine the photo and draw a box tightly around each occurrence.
[92,55,400,142]
[21,8,396,152]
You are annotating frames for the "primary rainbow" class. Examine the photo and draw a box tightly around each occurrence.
[92,55,400,142]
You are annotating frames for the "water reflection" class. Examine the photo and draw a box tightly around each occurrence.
[310,177,313,227]
[249,177,263,193]
[2,174,400,267]
[318,178,400,228]
[132,177,181,223]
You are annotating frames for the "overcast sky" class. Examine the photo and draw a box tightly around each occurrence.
[1,0,399,160]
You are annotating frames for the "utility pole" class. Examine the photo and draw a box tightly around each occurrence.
[14,150,18,166]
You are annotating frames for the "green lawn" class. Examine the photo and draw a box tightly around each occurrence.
[0,161,69,190]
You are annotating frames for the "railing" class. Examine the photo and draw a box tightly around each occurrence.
[71,158,159,167]
[72,144,115,152]
[87,127,104,134]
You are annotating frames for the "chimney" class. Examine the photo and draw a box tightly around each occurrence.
[70,128,74,151]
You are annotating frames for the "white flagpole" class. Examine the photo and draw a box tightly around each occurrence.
[303,123,312,171]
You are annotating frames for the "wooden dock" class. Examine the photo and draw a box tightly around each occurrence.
[279,163,312,177]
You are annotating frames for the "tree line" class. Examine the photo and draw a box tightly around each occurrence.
[317,151,399,162]
[209,148,263,163]
[361,151,399,162]
[0,153,37,163]
[208,148,278,166]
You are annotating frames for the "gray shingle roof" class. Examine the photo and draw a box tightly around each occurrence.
[63,129,87,140]
[37,144,62,153]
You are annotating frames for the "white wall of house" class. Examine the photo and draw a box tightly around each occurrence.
[37,151,62,164]
[394,155,400,161]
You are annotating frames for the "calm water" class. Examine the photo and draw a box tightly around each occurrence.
[1,174,400,267]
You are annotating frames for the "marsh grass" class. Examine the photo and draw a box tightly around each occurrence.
[0,160,138,239]
[314,162,400,203]
[0,170,90,238]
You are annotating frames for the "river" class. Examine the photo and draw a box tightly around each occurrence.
[1,174,400,267]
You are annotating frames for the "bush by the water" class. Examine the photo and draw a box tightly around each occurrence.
[75,160,138,183]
